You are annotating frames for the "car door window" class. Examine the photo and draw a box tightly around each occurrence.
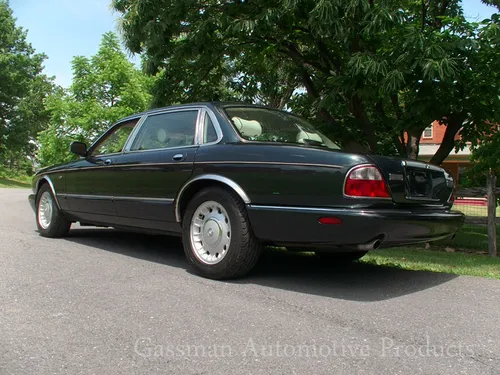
[203,112,218,143]
[130,110,198,151]
[89,120,138,157]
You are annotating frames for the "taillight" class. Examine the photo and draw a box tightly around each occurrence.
[344,165,391,198]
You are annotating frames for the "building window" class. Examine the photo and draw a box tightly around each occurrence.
[423,126,433,139]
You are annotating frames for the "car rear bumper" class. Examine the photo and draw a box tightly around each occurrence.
[28,194,36,212]
[246,205,465,249]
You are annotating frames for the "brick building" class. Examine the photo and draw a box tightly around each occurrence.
[417,120,471,183]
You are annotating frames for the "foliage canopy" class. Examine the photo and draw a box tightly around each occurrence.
[37,32,153,167]
[112,0,500,164]
[0,0,54,171]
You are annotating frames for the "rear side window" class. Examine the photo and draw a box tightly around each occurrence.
[203,113,218,143]
[130,110,198,151]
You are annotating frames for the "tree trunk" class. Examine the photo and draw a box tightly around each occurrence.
[429,114,464,165]
[393,136,406,157]
[487,173,497,257]
[350,94,377,153]
[405,130,422,160]
[343,141,370,153]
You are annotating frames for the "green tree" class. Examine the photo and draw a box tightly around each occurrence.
[112,0,500,163]
[468,125,500,185]
[482,0,500,10]
[37,32,154,166]
[0,0,53,170]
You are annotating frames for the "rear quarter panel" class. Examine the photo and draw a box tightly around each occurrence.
[193,143,374,207]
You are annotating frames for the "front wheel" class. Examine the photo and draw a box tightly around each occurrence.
[36,184,71,238]
[182,187,262,280]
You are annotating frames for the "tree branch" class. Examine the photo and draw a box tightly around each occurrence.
[432,0,450,28]
[421,0,427,31]
[351,93,377,152]
[390,94,403,121]
[281,42,331,76]
[389,94,408,155]
[314,37,342,74]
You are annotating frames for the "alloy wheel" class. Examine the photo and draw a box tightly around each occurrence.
[189,200,231,265]
[38,191,53,229]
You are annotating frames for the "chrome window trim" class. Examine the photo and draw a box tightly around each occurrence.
[121,144,200,155]
[198,108,224,146]
[132,104,205,118]
[121,115,148,152]
[37,175,61,209]
[86,151,125,159]
[124,107,202,153]
[175,174,251,222]
[195,108,204,145]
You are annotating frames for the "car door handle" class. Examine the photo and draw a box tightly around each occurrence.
[104,159,112,165]
[172,154,185,161]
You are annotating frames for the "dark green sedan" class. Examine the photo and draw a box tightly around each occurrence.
[29,102,465,279]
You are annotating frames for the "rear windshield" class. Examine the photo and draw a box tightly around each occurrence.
[224,107,341,150]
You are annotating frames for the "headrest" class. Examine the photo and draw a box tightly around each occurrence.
[157,128,167,143]
[296,129,323,143]
[232,117,262,137]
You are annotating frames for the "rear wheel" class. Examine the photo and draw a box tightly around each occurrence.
[36,184,71,238]
[315,251,368,263]
[182,187,262,279]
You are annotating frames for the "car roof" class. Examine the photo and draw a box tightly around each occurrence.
[118,101,276,122]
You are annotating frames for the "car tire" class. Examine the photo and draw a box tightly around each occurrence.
[36,184,71,238]
[314,251,368,263]
[182,187,262,280]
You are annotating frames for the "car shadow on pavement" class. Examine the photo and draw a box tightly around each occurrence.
[64,228,187,268]
[63,228,458,302]
[243,249,458,302]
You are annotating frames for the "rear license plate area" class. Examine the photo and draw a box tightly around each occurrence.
[405,167,435,200]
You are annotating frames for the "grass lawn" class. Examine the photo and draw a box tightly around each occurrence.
[273,224,500,279]
[361,224,500,279]
[0,176,31,188]
[362,248,500,279]
[434,224,496,252]
[0,167,32,188]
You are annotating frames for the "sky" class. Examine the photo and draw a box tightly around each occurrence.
[9,0,499,89]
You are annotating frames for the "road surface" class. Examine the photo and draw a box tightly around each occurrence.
[1,188,499,374]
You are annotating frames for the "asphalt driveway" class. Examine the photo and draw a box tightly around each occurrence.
[1,188,499,374]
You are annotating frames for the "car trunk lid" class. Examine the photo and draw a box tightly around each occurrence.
[367,155,454,205]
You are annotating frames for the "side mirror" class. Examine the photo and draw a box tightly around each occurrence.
[70,141,88,157]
